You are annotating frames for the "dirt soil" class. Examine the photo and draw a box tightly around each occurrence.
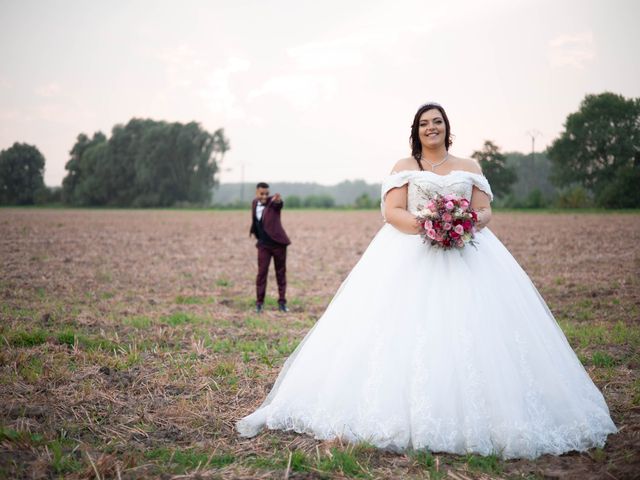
[0,208,639,479]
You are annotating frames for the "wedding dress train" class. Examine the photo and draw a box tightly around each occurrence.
[236,170,617,459]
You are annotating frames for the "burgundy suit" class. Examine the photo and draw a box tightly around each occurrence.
[250,197,291,306]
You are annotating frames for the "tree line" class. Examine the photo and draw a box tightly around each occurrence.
[0,119,229,207]
[473,92,639,209]
[213,179,380,208]
[1,92,638,208]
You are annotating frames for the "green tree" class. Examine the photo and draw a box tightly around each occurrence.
[547,92,640,207]
[555,185,593,209]
[524,188,547,208]
[354,193,375,209]
[62,119,229,207]
[0,142,46,205]
[286,195,302,208]
[303,194,335,208]
[595,166,640,208]
[62,132,108,205]
[471,141,517,199]
[503,151,555,207]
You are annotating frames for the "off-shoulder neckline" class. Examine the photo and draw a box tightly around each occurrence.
[389,169,485,178]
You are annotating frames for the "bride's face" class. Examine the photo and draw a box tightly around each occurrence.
[419,109,446,148]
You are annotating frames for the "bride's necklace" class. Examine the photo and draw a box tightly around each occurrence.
[420,152,449,171]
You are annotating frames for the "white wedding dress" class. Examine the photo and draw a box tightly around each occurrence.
[236,170,617,459]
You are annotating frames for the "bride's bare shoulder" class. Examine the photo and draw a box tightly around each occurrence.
[390,157,418,174]
[450,155,483,175]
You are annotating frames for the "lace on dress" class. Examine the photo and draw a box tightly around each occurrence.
[380,170,494,221]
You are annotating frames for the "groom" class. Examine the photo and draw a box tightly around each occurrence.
[250,182,291,313]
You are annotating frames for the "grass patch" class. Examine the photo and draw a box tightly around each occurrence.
[19,356,44,382]
[211,361,238,387]
[213,361,235,377]
[55,329,118,351]
[275,337,300,356]
[207,336,299,362]
[124,315,153,329]
[591,351,617,368]
[410,449,434,468]
[56,330,77,347]
[560,322,611,347]
[162,312,201,326]
[463,453,503,474]
[145,447,234,473]
[50,439,83,475]
[560,321,640,356]
[409,449,446,478]
[290,450,311,472]
[5,329,47,347]
[631,379,640,406]
[317,446,371,478]
[611,321,640,346]
[245,316,271,331]
[209,338,233,353]
[215,278,232,287]
[246,449,310,472]
[0,426,44,445]
[246,456,284,469]
[175,295,214,305]
[591,447,607,463]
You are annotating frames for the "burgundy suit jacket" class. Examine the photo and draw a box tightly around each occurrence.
[250,196,291,246]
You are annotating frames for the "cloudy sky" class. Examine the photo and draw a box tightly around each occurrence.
[1,0,638,186]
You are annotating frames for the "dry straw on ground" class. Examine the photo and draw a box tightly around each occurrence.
[1,209,639,479]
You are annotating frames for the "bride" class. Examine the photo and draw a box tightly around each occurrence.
[236,102,618,459]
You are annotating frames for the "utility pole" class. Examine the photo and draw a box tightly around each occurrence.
[525,129,542,161]
[525,130,543,191]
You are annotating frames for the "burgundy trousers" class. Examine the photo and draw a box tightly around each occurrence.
[256,243,287,305]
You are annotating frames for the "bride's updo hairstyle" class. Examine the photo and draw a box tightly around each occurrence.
[410,102,453,162]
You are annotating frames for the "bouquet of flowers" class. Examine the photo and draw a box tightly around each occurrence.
[416,192,478,250]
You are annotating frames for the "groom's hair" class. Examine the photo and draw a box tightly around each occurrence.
[256,182,269,189]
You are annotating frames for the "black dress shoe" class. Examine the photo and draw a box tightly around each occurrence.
[256,304,264,314]
[278,303,289,312]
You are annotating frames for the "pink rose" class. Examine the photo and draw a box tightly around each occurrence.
[454,224,464,235]
[445,201,454,211]
[460,199,470,209]
[443,222,452,231]
[456,238,465,248]
[427,228,437,239]
[427,200,436,210]
[442,212,452,222]
[444,194,456,201]
[424,220,433,229]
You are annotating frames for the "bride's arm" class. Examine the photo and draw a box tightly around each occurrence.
[464,158,492,230]
[471,187,492,229]
[384,185,421,234]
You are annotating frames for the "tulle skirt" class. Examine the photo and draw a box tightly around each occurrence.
[236,224,618,459]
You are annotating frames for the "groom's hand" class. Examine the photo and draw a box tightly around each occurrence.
[273,193,282,203]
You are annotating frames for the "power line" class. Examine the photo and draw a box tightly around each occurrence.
[525,129,543,160]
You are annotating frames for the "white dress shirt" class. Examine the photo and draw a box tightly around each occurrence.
[256,202,266,221]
